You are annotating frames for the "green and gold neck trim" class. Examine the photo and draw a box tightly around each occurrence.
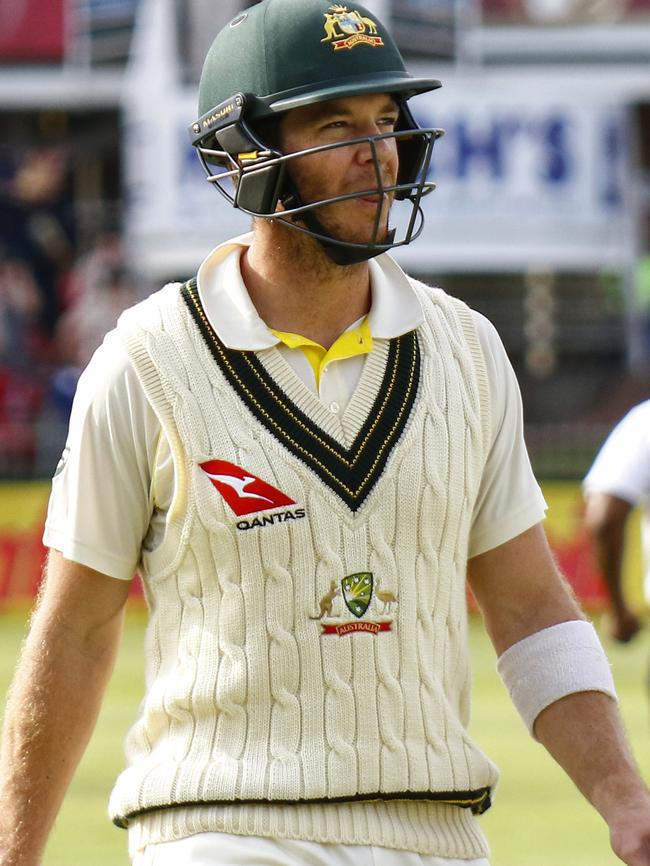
[181,279,420,512]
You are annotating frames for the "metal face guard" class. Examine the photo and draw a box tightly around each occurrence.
[195,126,444,261]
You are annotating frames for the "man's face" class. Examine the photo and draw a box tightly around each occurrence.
[278,93,400,246]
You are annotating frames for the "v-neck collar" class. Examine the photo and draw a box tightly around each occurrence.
[259,339,391,449]
[181,279,421,513]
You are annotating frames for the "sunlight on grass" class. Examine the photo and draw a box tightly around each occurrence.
[1,605,648,865]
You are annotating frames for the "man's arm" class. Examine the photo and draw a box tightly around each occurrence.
[468,523,650,866]
[0,550,131,866]
[584,490,641,643]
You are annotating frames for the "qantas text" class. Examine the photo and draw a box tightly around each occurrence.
[236,508,306,531]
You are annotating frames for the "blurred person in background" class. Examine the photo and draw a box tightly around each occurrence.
[0,255,48,473]
[584,399,650,643]
[52,236,136,419]
[59,263,136,368]
[0,144,73,340]
[0,253,43,368]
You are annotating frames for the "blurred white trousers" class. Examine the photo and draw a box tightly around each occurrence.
[133,832,490,866]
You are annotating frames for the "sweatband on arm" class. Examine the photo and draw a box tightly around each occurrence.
[496,620,618,737]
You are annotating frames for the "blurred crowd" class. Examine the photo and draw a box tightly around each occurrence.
[0,143,136,478]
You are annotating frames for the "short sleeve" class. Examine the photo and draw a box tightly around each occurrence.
[43,328,161,580]
[468,312,547,558]
[583,401,650,506]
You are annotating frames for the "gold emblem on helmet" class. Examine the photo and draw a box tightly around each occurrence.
[321,5,383,51]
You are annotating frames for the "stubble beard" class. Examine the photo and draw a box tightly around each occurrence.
[259,216,353,279]
[256,164,394,273]
[285,159,394,245]
[317,196,392,245]
[273,194,393,253]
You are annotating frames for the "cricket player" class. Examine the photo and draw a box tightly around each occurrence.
[584,399,650,643]
[2,1,650,864]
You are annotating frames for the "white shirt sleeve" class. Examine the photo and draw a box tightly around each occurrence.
[43,328,161,580]
[468,312,547,558]
[583,400,650,506]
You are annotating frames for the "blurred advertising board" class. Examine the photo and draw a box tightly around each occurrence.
[400,84,633,272]
[0,481,638,610]
[0,482,143,603]
[0,0,65,61]
[122,78,633,278]
[0,482,49,600]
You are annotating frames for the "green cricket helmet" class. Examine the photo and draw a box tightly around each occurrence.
[189,0,444,265]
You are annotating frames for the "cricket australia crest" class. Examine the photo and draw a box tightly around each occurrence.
[342,572,373,618]
[312,572,397,636]
[321,5,384,51]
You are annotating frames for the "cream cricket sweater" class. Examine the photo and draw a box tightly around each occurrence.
[108,276,498,859]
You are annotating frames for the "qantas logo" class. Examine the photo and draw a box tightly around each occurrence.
[199,459,296,517]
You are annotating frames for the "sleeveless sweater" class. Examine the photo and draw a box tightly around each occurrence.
[108,276,498,859]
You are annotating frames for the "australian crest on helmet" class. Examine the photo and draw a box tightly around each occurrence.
[321,4,384,50]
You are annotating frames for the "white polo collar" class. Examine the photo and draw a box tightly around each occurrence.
[196,232,424,350]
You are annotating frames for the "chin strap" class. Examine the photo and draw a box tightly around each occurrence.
[280,188,395,266]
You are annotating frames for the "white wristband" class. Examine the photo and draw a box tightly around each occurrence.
[496,620,618,737]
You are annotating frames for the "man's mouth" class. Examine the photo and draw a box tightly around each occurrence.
[357,189,393,207]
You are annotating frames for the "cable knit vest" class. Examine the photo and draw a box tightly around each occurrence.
[108,274,498,859]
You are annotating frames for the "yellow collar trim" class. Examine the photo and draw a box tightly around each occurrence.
[271,318,373,387]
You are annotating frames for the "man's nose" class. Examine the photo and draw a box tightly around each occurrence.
[355,128,394,165]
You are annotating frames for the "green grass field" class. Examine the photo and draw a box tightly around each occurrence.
[1,605,649,866]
